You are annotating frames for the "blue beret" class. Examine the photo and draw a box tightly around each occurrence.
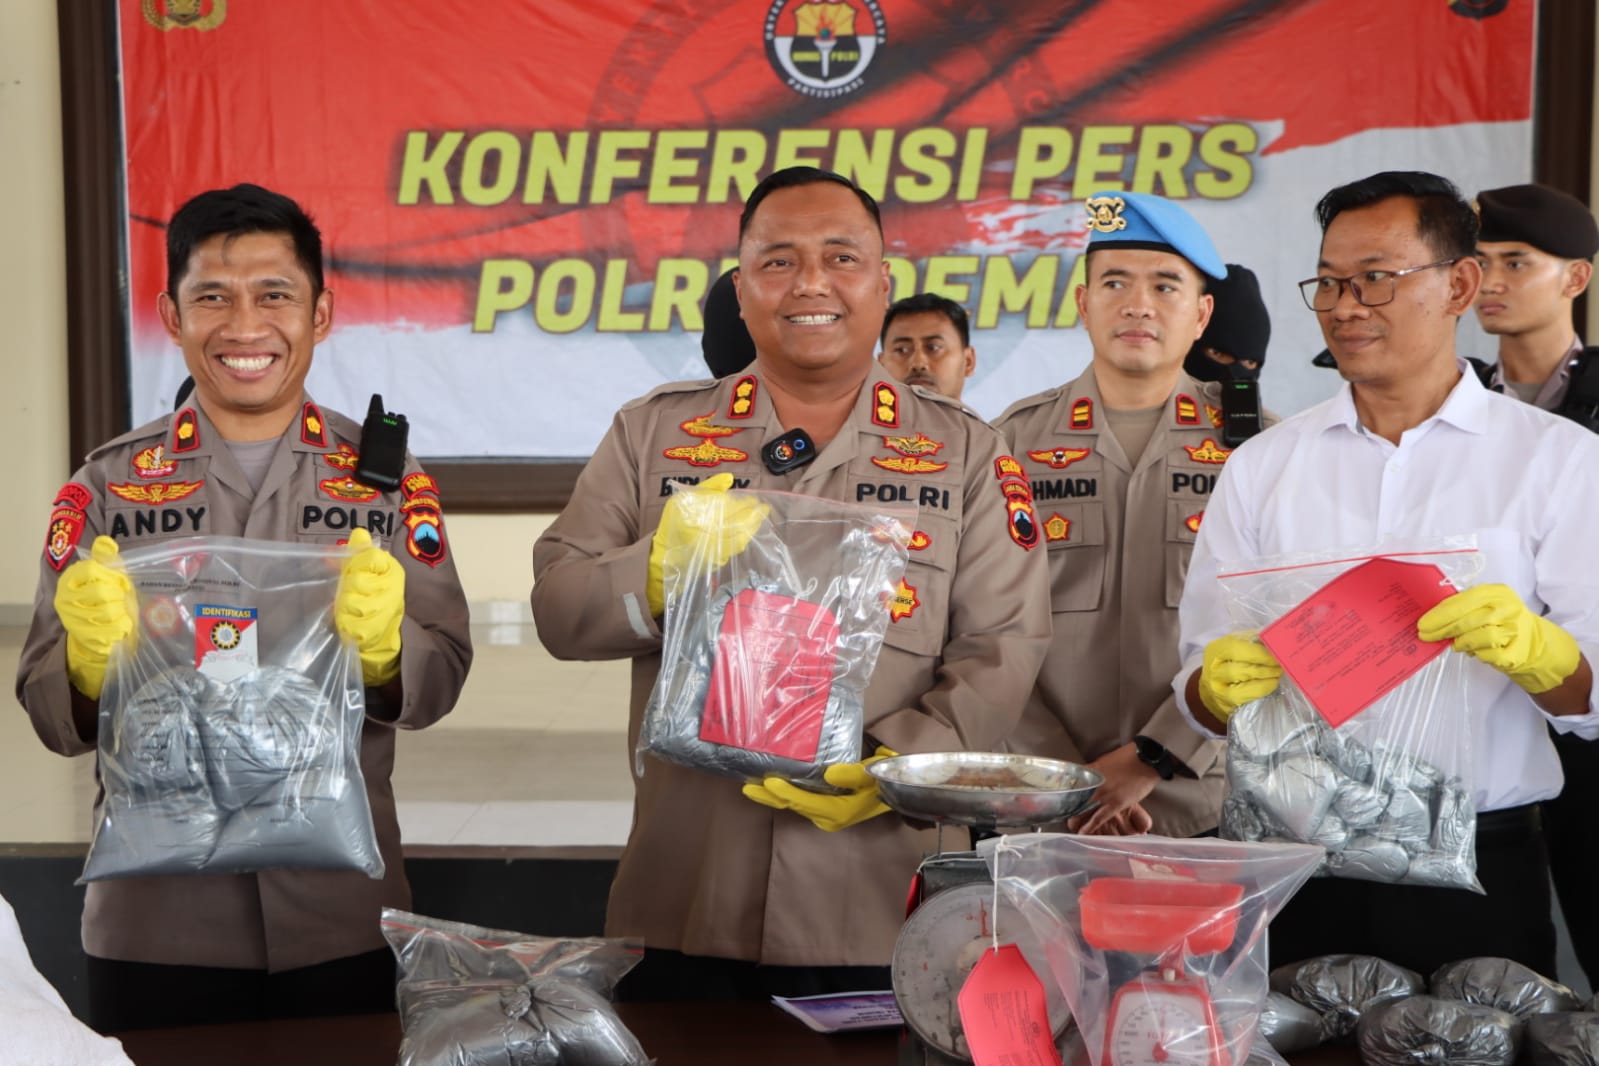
[1083,191,1226,281]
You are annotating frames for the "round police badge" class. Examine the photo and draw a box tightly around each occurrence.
[765,0,886,99]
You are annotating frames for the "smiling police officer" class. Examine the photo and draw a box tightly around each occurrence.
[17,184,472,1031]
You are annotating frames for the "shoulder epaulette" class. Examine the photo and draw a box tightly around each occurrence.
[993,385,1066,427]
[620,378,721,412]
[85,413,172,462]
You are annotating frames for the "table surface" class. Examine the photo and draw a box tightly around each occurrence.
[111,1001,1362,1066]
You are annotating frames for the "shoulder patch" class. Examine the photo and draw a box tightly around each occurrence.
[53,482,94,511]
[44,504,87,571]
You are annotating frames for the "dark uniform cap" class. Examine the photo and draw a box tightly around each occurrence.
[1185,263,1271,382]
[1476,184,1599,259]
[1083,190,1226,281]
[701,267,757,378]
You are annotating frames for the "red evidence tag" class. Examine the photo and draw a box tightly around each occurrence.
[1259,557,1456,728]
[699,588,839,760]
[958,944,1064,1066]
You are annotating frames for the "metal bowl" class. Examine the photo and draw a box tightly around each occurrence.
[866,751,1103,828]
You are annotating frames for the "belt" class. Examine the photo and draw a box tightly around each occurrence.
[1476,802,1542,838]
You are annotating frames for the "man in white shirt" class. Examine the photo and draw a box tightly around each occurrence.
[1174,171,1599,977]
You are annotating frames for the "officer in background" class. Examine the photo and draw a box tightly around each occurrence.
[1184,263,1270,384]
[1474,184,1599,420]
[17,184,473,1030]
[531,166,1050,997]
[877,292,977,400]
[1473,182,1599,986]
[994,193,1271,837]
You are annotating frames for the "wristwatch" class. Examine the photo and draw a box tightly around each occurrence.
[1134,735,1194,781]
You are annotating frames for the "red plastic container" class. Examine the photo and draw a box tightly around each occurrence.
[1080,878,1244,956]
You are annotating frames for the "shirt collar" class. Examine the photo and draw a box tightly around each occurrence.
[1312,359,1491,438]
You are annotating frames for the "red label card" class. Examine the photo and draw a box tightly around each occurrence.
[1259,557,1456,727]
[957,944,1064,1066]
[700,588,839,760]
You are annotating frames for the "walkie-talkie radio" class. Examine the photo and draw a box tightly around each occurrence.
[1219,376,1263,447]
[355,394,409,492]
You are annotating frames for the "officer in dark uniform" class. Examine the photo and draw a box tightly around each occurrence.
[1184,263,1270,384]
[1474,182,1599,985]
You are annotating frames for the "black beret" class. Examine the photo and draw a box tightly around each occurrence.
[1476,184,1599,259]
[701,268,756,378]
[1185,264,1270,382]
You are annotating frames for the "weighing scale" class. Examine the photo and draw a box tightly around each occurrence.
[1082,877,1245,1066]
[865,752,1104,1065]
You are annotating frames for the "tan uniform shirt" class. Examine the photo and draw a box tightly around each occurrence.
[994,370,1273,838]
[532,372,1051,966]
[17,400,473,971]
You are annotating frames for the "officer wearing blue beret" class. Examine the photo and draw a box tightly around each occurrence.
[994,192,1274,838]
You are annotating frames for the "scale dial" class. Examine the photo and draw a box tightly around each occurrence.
[1104,977,1226,1066]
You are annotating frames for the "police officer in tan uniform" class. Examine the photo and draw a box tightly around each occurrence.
[531,167,1051,997]
[17,185,472,1030]
[995,192,1267,838]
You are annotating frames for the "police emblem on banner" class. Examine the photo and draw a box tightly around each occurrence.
[143,0,227,31]
[765,0,886,100]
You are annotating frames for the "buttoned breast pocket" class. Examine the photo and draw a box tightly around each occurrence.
[1042,501,1106,612]
[1164,498,1208,607]
[880,511,957,658]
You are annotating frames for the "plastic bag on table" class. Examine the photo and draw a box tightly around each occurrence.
[1525,1012,1599,1065]
[382,909,651,1066]
[1356,994,1521,1065]
[639,486,913,782]
[1215,537,1485,889]
[1429,957,1581,1020]
[1269,954,1424,1040]
[82,536,380,881]
[984,833,1323,1066]
[1258,989,1327,1052]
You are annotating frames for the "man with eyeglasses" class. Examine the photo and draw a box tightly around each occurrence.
[1472,182,1599,989]
[1173,171,1599,977]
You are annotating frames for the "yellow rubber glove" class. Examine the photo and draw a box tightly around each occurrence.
[1418,583,1580,695]
[646,472,770,617]
[1198,631,1283,725]
[336,527,406,687]
[54,535,137,701]
[742,747,897,832]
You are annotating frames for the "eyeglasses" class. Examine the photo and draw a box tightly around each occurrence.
[1297,258,1460,312]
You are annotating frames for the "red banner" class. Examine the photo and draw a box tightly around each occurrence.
[120,0,1535,456]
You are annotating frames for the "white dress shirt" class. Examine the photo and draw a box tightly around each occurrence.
[1175,362,1599,811]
